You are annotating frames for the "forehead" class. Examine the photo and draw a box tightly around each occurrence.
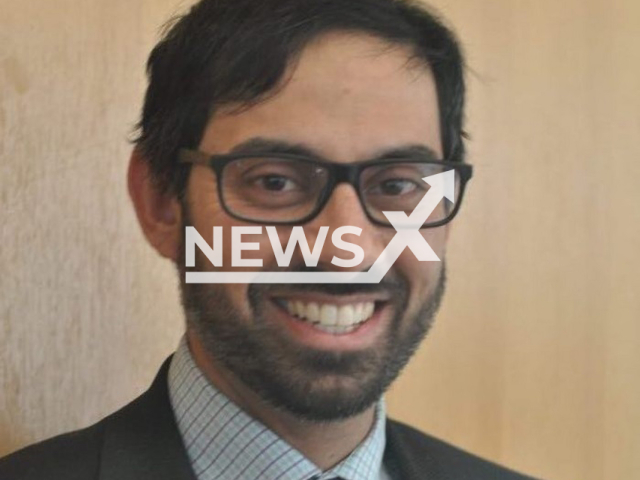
[200,32,442,161]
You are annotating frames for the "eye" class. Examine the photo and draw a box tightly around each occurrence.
[370,178,420,196]
[255,174,298,192]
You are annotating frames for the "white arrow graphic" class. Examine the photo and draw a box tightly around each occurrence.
[186,170,455,284]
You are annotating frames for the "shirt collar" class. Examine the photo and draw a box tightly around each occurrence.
[168,335,387,480]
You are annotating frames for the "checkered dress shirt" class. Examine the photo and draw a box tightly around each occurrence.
[168,335,391,480]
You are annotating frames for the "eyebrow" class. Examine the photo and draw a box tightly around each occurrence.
[227,137,442,163]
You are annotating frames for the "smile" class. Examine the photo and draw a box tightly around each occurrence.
[273,296,384,335]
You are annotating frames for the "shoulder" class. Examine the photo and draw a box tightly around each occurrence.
[386,419,540,480]
[0,356,187,480]
[0,421,105,480]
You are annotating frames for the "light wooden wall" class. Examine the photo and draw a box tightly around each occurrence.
[1,1,638,479]
[0,0,187,455]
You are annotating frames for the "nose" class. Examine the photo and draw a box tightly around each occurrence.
[304,183,388,272]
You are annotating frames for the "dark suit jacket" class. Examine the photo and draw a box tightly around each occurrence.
[0,357,537,480]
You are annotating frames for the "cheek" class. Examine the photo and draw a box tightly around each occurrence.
[395,226,447,302]
[396,251,442,289]
[422,226,448,258]
[187,170,268,271]
[225,283,253,317]
[185,173,255,316]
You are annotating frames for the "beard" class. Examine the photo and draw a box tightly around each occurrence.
[178,221,447,422]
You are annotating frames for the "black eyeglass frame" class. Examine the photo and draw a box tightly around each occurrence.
[179,148,473,228]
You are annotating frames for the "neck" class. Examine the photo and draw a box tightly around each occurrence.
[187,330,377,470]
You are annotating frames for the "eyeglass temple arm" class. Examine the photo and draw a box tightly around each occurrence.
[178,149,210,165]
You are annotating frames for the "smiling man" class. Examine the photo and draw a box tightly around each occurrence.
[0,1,537,479]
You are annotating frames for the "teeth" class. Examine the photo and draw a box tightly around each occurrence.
[363,302,375,320]
[355,303,364,320]
[283,300,377,330]
[307,303,320,323]
[337,305,354,326]
[320,304,338,326]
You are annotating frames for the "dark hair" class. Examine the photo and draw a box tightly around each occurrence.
[134,0,466,196]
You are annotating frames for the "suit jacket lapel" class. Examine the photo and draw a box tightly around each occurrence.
[98,356,197,480]
[384,420,447,480]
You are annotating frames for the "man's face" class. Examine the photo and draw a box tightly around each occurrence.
[180,32,448,421]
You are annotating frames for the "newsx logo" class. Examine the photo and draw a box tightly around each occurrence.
[185,171,455,284]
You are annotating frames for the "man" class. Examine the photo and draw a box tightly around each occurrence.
[0,0,537,478]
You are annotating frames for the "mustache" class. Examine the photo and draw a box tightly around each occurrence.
[249,265,409,298]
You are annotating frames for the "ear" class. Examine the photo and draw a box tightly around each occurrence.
[128,148,182,262]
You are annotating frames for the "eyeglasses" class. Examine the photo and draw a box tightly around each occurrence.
[179,149,473,228]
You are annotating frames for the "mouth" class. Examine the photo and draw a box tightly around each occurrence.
[264,286,394,349]
[273,297,380,335]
